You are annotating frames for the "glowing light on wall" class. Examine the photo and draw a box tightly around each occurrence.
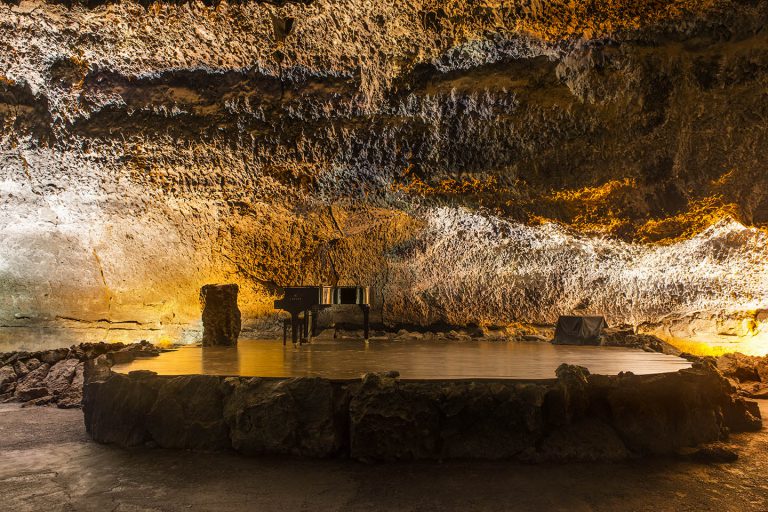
[387,207,768,350]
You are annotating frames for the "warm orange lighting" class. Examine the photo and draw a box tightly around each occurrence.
[637,197,740,244]
[658,334,768,358]
[392,167,758,244]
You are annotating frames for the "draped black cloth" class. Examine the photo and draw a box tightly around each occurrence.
[553,315,607,344]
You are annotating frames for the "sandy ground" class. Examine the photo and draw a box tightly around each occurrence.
[0,402,767,512]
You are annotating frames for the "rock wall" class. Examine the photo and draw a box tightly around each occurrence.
[83,363,762,461]
[1,0,768,340]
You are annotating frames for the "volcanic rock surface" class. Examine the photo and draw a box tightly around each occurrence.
[716,352,768,398]
[200,283,242,346]
[1,0,768,339]
[0,341,160,407]
[84,362,762,462]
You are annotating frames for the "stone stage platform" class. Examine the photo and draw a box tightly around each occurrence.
[84,360,762,462]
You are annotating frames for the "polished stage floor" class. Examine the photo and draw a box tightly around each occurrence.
[113,338,692,379]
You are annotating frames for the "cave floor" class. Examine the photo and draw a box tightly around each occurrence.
[0,402,766,512]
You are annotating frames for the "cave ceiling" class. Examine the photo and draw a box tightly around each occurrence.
[1,0,767,338]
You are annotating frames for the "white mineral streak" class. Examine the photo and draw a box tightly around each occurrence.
[386,207,768,329]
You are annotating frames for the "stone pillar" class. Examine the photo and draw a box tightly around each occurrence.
[200,284,241,347]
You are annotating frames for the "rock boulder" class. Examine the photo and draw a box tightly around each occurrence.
[716,353,768,398]
[57,363,85,409]
[0,365,17,395]
[0,342,161,409]
[200,284,241,347]
[44,359,80,397]
[14,363,51,402]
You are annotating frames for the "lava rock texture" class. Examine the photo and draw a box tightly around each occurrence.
[0,341,160,407]
[716,352,768,398]
[1,0,767,339]
[84,362,762,462]
[200,283,241,346]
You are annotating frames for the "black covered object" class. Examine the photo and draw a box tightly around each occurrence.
[553,315,607,345]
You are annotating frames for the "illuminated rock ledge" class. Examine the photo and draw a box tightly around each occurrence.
[83,363,761,462]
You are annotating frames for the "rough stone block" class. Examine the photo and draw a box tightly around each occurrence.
[200,284,241,347]
[349,373,442,461]
[605,369,726,454]
[14,363,51,402]
[83,371,163,447]
[44,359,80,397]
[544,364,591,426]
[224,377,340,457]
[38,348,70,366]
[13,358,41,379]
[0,365,17,394]
[439,382,547,459]
[146,375,230,450]
[57,363,85,409]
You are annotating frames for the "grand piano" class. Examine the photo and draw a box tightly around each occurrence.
[274,286,371,344]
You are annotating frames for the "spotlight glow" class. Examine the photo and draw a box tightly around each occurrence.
[387,207,768,353]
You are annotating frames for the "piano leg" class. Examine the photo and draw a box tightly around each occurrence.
[361,304,370,341]
[291,312,300,345]
[310,308,318,338]
[283,318,289,346]
[302,309,309,343]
